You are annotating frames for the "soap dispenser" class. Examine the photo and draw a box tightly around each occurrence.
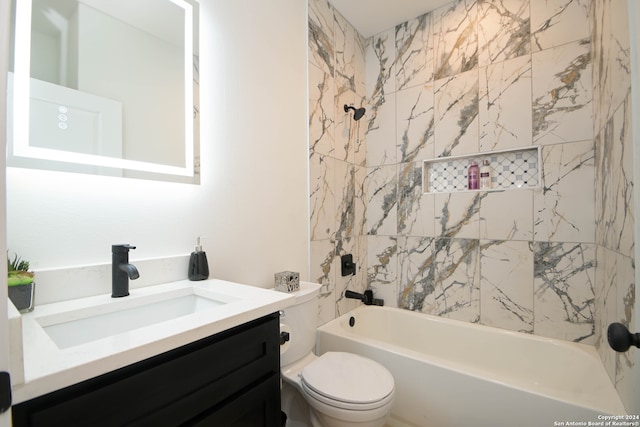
[188,237,209,281]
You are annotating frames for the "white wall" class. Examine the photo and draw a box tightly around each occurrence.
[6,0,309,291]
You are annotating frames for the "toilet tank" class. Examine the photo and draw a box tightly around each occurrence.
[279,281,321,366]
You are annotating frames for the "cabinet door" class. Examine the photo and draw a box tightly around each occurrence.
[13,314,280,427]
[190,373,281,427]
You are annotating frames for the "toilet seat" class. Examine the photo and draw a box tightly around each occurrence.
[300,352,395,410]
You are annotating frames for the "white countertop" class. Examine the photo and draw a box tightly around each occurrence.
[11,279,295,403]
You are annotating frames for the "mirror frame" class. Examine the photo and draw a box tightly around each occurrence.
[10,0,198,179]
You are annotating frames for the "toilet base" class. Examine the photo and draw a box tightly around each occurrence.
[281,381,312,427]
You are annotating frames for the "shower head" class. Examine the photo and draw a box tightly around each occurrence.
[344,104,366,121]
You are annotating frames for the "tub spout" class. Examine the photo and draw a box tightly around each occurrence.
[345,289,384,306]
[371,297,384,306]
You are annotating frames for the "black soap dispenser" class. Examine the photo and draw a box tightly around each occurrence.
[188,237,209,281]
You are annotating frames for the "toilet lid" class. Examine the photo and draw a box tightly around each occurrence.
[301,352,394,405]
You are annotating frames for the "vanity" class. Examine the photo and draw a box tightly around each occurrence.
[8,279,294,426]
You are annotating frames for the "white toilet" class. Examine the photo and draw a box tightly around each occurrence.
[279,282,395,427]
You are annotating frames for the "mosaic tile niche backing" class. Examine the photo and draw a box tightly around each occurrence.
[423,147,540,193]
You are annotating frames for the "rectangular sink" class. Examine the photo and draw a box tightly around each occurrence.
[37,289,230,349]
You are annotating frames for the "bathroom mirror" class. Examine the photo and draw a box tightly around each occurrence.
[8,0,200,183]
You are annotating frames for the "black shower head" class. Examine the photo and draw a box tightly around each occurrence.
[344,104,366,121]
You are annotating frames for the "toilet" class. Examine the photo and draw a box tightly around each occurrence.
[279,282,395,427]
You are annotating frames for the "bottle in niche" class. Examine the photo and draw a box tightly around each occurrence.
[480,159,491,189]
[468,160,479,190]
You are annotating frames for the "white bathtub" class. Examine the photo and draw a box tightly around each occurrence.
[316,306,626,427]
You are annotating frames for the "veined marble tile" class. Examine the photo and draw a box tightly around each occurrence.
[431,238,480,322]
[308,0,334,76]
[533,242,596,343]
[592,248,636,409]
[366,29,396,167]
[354,32,367,97]
[480,189,533,241]
[365,92,396,166]
[596,96,634,256]
[479,55,532,152]
[591,0,607,134]
[335,90,356,163]
[309,64,335,157]
[396,83,435,163]
[595,123,610,248]
[355,99,368,167]
[592,0,630,134]
[355,235,368,292]
[478,0,530,66]
[532,39,593,145]
[616,251,636,335]
[365,165,398,236]
[354,101,368,167]
[334,10,358,96]
[310,152,335,241]
[366,28,396,101]
[398,236,435,311]
[534,140,595,243]
[434,70,480,157]
[615,252,637,412]
[367,235,399,306]
[433,0,478,80]
[310,238,336,325]
[398,162,435,237]
[435,191,483,239]
[594,245,618,384]
[335,160,355,240]
[604,0,630,125]
[530,0,591,53]
[605,96,635,257]
[354,165,367,236]
[480,240,533,332]
[395,13,433,91]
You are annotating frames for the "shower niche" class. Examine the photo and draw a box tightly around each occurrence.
[422,146,541,194]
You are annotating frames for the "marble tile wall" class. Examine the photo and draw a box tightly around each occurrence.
[592,0,636,412]
[309,0,635,411]
[309,0,368,324]
[366,0,599,343]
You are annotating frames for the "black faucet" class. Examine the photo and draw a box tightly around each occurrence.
[345,289,384,306]
[112,244,139,298]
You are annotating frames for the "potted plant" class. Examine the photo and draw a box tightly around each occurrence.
[8,252,35,312]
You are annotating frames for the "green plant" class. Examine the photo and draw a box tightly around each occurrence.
[7,252,34,287]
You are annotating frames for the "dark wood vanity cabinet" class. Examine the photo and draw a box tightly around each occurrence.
[13,313,282,427]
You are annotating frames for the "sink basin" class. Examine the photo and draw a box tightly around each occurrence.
[36,287,232,349]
